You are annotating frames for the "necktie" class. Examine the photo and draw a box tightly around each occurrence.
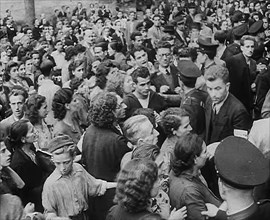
[166,69,170,75]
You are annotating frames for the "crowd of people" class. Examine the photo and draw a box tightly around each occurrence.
[1,0,270,219]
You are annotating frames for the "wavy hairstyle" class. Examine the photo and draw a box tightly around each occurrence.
[52,88,73,120]
[105,70,125,97]
[88,91,117,128]
[171,133,204,177]
[25,94,46,125]
[6,119,29,151]
[160,108,189,137]
[114,158,158,213]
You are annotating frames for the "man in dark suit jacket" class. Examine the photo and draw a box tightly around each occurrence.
[123,66,167,119]
[150,41,181,106]
[203,65,252,197]
[226,35,257,113]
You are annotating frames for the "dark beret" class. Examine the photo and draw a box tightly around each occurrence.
[248,20,263,35]
[178,60,201,78]
[215,136,269,189]
[232,23,248,37]
[48,134,75,153]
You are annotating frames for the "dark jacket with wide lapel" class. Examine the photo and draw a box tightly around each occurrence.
[226,53,256,113]
[123,90,167,119]
[150,64,180,93]
[205,93,252,145]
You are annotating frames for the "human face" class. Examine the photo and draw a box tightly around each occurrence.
[26,30,32,39]
[206,78,229,104]
[173,116,192,137]
[25,122,38,143]
[10,94,25,118]
[108,44,115,57]
[153,16,161,27]
[18,64,26,77]
[94,47,106,60]
[135,76,151,98]
[241,40,255,58]
[196,51,207,65]
[55,41,63,51]
[220,20,228,31]
[263,18,269,29]
[73,64,84,79]
[156,48,172,68]
[134,36,143,47]
[129,12,135,21]
[92,60,100,74]
[53,152,73,176]
[0,142,11,168]
[38,101,48,119]
[67,95,80,113]
[25,59,33,72]
[10,66,19,81]
[123,75,134,94]
[195,142,208,169]
[84,30,96,45]
[139,120,159,145]
[114,95,127,119]
[37,74,45,87]
[32,54,40,67]
[134,50,148,67]
[255,3,261,11]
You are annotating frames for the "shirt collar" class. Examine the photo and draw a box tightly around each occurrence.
[50,163,83,181]
[212,92,229,114]
[159,66,170,75]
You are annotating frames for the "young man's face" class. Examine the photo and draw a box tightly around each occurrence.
[156,47,171,68]
[32,54,40,67]
[133,36,143,47]
[94,46,106,60]
[241,40,255,58]
[135,76,151,98]
[206,78,230,105]
[134,50,148,67]
[9,94,25,119]
[53,152,74,176]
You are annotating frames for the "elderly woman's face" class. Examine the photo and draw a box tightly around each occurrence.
[139,120,159,146]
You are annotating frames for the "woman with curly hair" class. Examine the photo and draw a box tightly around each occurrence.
[107,158,187,220]
[169,133,221,220]
[25,94,52,151]
[160,108,192,159]
[52,88,83,145]
[81,91,130,220]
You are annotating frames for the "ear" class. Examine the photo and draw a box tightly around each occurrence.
[21,137,26,143]
[225,82,230,91]
[194,156,198,165]
[65,103,70,110]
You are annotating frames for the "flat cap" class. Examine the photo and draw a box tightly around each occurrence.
[215,136,269,189]
[248,20,263,35]
[178,60,201,78]
[48,134,75,153]
[232,23,248,37]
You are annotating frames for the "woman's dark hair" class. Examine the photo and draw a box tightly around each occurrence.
[25,94,46,125]
[88,91,117,128]
[114,158,158,213]
[109,41,123,53]
[68,59,85,79]
[17,46,29,62]
[65,46,77,61]
[52,88,73,120]
[105,70,125,97]
[171,133,204,176]
[6,119,29,151]
[4,61,18,82]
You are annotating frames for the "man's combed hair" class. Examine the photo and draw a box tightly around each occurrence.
[204,65,229,84]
